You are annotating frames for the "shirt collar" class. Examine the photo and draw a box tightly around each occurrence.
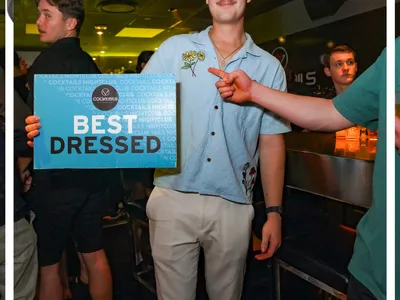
[190,25,262,58]
[48,37,81,51]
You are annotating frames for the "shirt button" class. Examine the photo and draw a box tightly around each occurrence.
[211,131,215,136]
[214,105,219,110]
[207,158,211,162]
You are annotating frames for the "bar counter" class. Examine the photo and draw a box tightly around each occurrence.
[284,132,376,209]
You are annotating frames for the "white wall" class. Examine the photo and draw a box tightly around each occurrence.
[246,0,390,44]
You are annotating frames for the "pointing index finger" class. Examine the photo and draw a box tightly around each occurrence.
[208,67,228,79]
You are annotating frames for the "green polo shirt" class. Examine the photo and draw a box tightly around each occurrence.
[332,43,392,300]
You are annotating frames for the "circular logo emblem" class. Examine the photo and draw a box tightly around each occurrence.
[92,85,119,111]
[272,47,289,69]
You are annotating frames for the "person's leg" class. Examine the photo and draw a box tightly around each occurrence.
[14,216,38,300]
[76,252,88,284]
[59,250,72,299]
[31,187,79,300]
[201,196,254,300]
[73,189,112,300]
[146,187,201,300]
[347,275,377,300]
[80,250,111,300]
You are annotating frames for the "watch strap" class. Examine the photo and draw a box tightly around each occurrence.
[265,205,283,216]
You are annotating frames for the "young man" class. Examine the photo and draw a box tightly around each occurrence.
[141,0,289,299]
[24,1,112,300]
[26,0,290,299]
[209,39,399,300]
[323,45,358,96]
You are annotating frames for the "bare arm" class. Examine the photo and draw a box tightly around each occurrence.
[208,68,354,132]
[259,134,285,210]
[251,83,353,132]
[254,134,286,259]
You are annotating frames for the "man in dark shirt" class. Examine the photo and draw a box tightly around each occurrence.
[24,1,112,299]
[322,45,358,98]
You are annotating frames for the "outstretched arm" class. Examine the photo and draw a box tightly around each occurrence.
[208,68,352,132]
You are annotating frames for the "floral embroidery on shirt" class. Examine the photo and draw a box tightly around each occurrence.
[181,50,205,77]
[242,163,257,196]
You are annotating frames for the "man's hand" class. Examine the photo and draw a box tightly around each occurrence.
[208,68,254,103]
[396,117,400,152]
[25,115,41,147]
[20,169,32,192]
[255,213,282,260]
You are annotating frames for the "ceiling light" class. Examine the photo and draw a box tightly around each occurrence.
[129,60,132,63]
[25,24,39,35]
[93,57,97,61]
[169,20,183,29]
[95,25,108,30]
[116,28,164,38]
[278,36,286,43]
[155,48,158,50]
[100,51,106,54]
[97,31,103,35]
[98,0,137,13]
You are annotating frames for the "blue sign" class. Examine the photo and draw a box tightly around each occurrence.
[34,73,177,169]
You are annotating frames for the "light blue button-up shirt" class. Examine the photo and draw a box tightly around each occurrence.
[142,26,291,204]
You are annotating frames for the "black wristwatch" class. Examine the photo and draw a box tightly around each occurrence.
[265,206,283,216]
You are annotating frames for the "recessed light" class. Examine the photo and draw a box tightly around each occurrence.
[97,31,103,35]
[129,60,132,63]
[100,51,106,54]
[98,0,137,13]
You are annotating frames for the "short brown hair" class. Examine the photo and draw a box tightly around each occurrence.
[323,45,356,68]
[37,0,85,35]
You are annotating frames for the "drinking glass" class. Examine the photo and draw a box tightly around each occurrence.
[346,126,360,140]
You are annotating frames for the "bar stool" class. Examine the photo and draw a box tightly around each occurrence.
[126,198,156,294]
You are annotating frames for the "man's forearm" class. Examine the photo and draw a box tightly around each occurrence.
[259,134,285,209]
[251,83,353,132]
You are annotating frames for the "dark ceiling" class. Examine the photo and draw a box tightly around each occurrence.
[13,0,292,57]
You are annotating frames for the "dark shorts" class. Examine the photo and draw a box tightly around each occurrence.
[347,275,377,300]
[27,183,109,267]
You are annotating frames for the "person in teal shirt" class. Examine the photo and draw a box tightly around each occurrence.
[209,39,399,299]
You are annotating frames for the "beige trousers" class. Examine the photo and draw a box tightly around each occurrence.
[146,187,254,300]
